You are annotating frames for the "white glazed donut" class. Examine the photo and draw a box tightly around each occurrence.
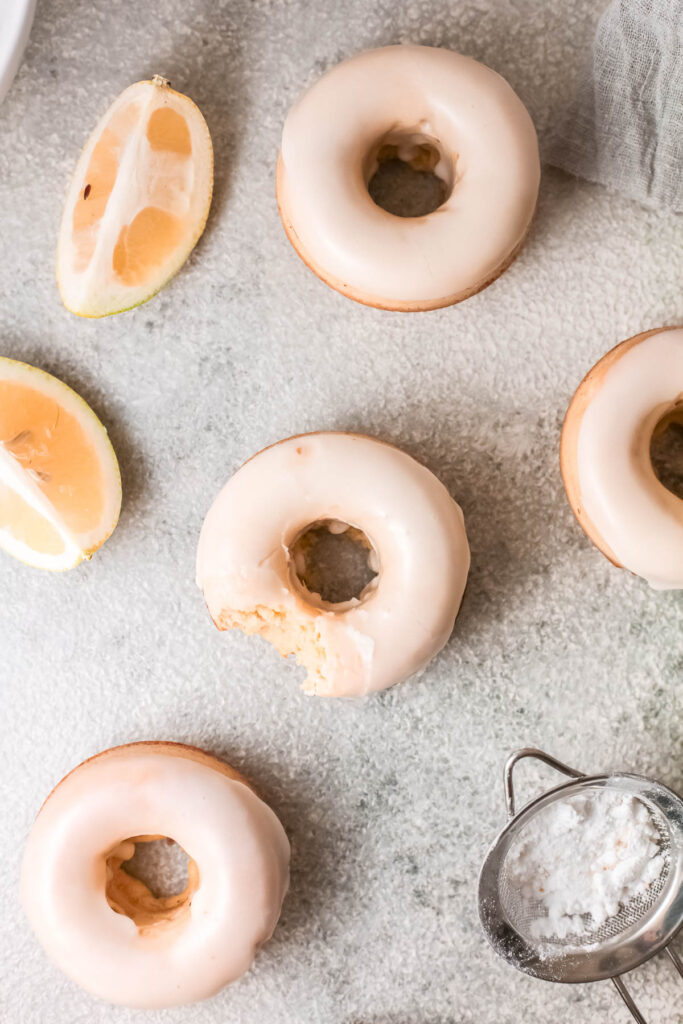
[196,432,470,696]
[277,44,540,311]
[21,742,290,1008]
[560,326,683,589]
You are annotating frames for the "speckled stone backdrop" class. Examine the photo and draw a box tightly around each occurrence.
[1,2,681,1023]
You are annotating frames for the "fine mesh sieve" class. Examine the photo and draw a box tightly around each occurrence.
[478,749,683,1023]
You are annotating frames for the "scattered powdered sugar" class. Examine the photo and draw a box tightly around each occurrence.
[507,789,666,940]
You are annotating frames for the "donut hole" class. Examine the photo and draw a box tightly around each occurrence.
[650,407,683,499]
[288,519,379,607]
[105,835,198,934]
[122,836,190,897]
[367,130,453,217]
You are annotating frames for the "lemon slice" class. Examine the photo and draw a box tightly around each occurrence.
[0,358,122,570]
[57,76,213,318]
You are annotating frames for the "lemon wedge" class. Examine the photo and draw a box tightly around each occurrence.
[0,358,121,569]
[57,76,213,317]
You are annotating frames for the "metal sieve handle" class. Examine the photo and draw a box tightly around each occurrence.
[612,946,683,1024]
[504,747,584,819]
[612,976,647,1024]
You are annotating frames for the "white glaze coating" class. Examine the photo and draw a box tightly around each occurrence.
[21,744,290,1008]
[278,45,540,307]
[196,433,470,696]
[576,328,683,589]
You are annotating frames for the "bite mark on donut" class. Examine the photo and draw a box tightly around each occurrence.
[215,603,370,696]
[216,605,328,695]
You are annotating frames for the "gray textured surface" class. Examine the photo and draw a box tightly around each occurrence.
[1,2,681,1022]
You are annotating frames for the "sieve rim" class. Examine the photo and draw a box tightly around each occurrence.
[478,772,683,984]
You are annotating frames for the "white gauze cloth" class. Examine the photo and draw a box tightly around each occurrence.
[547,0,683,211]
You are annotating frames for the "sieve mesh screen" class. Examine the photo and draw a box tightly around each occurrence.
[498,786,672,952]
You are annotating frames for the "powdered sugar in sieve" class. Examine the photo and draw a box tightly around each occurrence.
[500,788,669,947]
[478,748,683,1024]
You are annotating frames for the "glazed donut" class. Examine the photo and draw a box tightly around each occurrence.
[21,742,290,1008]
[560,326,683,589]
[277,45,540,311]
[196,432,470,697]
